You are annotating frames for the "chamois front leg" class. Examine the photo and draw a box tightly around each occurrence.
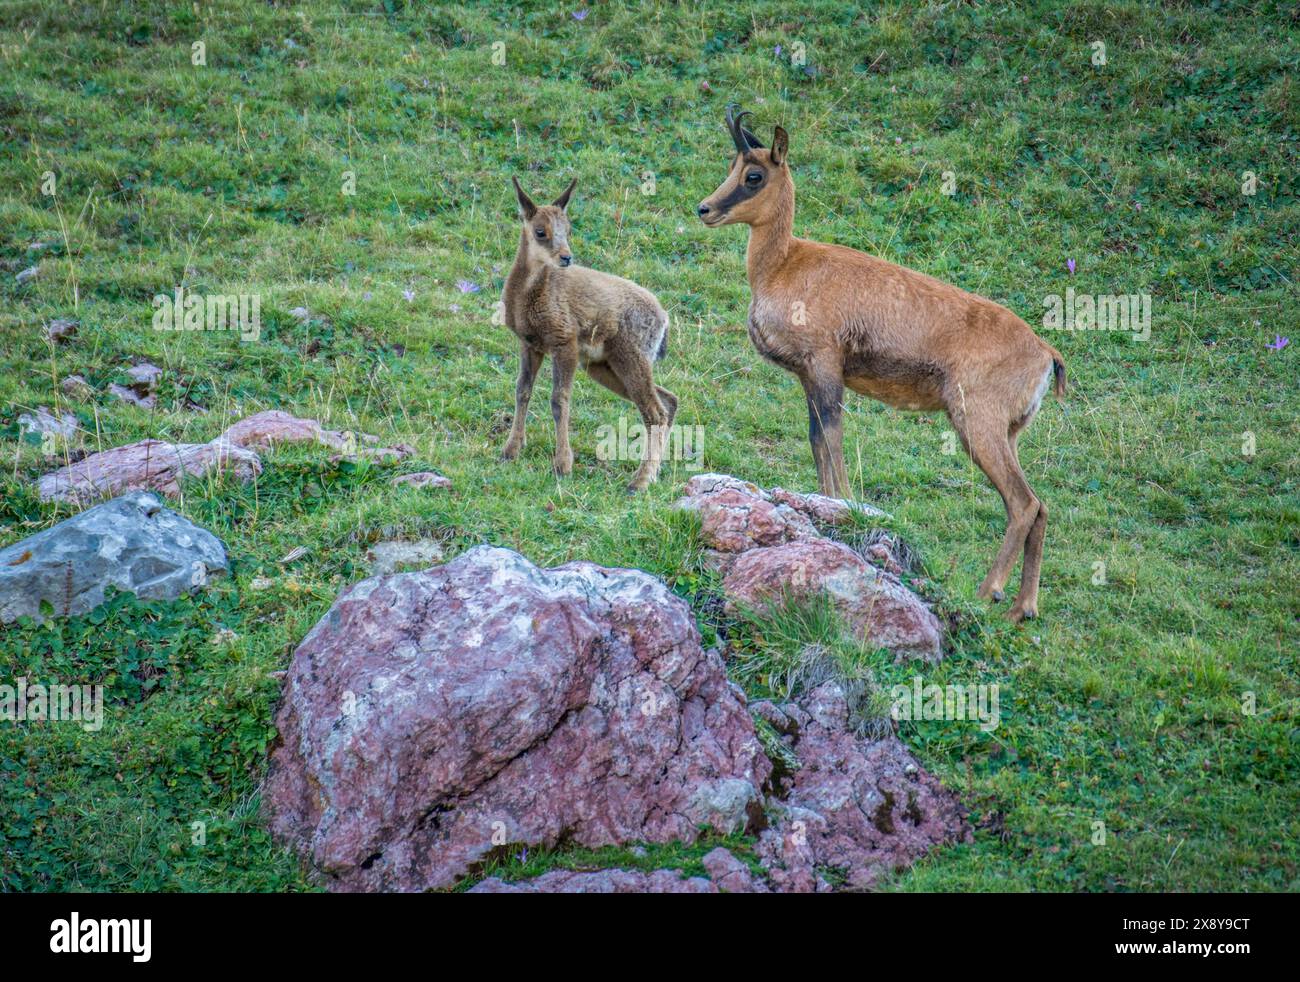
[799,370,850,498]
[550,344,577,476]
[501,341,544,461]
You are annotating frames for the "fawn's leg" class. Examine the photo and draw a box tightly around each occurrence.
[551,345,577,475]
[500,342,543,461]
[605,352,668,492]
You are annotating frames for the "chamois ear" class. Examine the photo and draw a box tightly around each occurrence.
[552,178,577,211]
[770,126,789,166]
[512,177,537,221]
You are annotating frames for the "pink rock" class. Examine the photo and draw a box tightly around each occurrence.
[755,682,969,892]
[36,439,261,503]
[263,545,771,892]
[770,487,885,524]
[679,487,818,554]
[218,410,355,452]
[701,846,769,893]
[722,539,943,663]
[680,472,887,528]
[470,868,717,893]
[390,471,451,490]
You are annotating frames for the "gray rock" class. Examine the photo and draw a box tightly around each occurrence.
[15,265,39,285]
[17,407,78,440]
[0,491,228,623]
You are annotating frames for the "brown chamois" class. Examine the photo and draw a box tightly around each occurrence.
[697,107,1066,622]
[501,178,677,492]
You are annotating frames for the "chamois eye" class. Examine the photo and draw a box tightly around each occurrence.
[534,228,547,239]
[745,171,763,185]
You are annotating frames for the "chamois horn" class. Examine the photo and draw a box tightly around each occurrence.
[725,104,764,153]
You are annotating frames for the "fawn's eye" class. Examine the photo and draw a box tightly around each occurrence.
[745,171,763,185]
[534,228,546,239]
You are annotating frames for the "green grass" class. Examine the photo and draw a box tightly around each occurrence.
[1,0,1297,892]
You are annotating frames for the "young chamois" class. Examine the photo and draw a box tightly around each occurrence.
[697,108,1066,622]
[501,178,677,491]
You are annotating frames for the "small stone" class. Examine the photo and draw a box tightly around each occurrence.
[126,361,163,392]
[390,471,450,490]
[46,318,78,343]
[17,407,78,440]
[364,539,444,575]
[16,265,40,285]
[60,375,92,399]
[108,383,156,409]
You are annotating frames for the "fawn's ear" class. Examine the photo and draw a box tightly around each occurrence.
[552,178,577,211]
[512,177,537,221]
[771,126,789,166]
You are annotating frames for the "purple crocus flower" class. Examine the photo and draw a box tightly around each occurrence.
[402,288,415,302]
[1067,258,1076,275]
[456,279,481,294]
[572,9,588,20]
[1267,335,1289,351]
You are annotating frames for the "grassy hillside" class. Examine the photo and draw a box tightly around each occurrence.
[1,0,1296,891]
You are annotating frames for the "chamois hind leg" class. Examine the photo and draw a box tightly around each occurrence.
[1008,419,1048,621]
[550,345,577,476]
[603,350,669,492]
[957,413,1041,619]
[798,368,850,498]
[501,341,544,461]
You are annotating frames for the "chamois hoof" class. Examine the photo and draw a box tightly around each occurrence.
[1006,604,1037,624]
[552,455,573,477]
[992,589,1005,603]
[499,447,519,462]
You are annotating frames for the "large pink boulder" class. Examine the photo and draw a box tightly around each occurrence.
[36,439,261,504]
[263,545,771,892]
[755,682,970,892]
[467,847,767,893]
[724,539,944,663]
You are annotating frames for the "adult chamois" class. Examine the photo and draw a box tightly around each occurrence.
[697,107,1066,622]
[502,178,677,492]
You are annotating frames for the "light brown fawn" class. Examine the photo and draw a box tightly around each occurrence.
[501,178,677,492]
[698,108,1066,621]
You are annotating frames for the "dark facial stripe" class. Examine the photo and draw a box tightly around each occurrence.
[715,176,761,212]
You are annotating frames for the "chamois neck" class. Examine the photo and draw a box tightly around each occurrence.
[745,187,795,286]
[510,228,545,282]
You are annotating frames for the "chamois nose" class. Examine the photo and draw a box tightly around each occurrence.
[558,254,572,267]
[697,203,711,217]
